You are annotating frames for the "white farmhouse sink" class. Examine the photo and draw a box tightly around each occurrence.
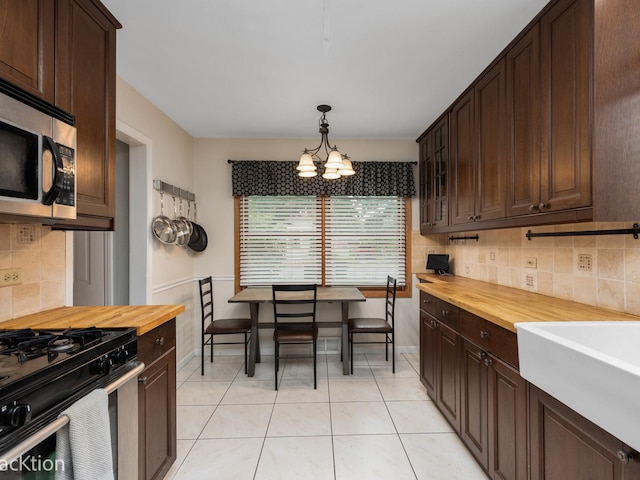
[515,321,640,451]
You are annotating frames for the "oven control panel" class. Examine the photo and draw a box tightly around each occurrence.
[0,402,32,428]
[89,345,135,376]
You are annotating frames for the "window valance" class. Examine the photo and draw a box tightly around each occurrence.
[229,160,416,197]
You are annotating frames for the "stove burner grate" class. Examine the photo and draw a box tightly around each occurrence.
[0,328,104,364]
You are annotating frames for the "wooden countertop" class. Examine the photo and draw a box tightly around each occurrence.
[0,305,186,336]
[416,273,640,333]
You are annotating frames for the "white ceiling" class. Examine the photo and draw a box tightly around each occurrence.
[103,0,549,140]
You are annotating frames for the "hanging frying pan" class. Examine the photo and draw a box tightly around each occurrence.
[188,222,208,252]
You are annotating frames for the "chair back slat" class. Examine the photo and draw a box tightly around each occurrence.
[385,276,397,328]
[272,284,318,327]
[199,276,215,330]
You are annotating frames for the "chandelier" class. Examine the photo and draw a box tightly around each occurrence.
[297,105,355,179]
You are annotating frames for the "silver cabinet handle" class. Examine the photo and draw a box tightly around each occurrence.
[617,450,632,464]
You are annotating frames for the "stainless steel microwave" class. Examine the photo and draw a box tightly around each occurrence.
[0,90,76,221]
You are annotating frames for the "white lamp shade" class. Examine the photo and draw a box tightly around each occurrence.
[299,169,317,177]
[337,158,355,176]
[325,148,344,169]
[322,167,341,180]
[297,152,316,171]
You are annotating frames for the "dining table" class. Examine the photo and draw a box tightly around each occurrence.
[228,286,366,376]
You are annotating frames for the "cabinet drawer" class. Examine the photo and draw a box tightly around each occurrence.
[420,291,439,317]
[459,311,518,368]
[436,298,459,330]
[138,319,176,365]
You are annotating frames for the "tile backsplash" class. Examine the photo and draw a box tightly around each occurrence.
[413,222,640,316]
[0,224,66,321]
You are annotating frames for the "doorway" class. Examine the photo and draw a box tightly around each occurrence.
[73,123,151,306]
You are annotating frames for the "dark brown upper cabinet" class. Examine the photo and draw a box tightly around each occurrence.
[539,0,592,214]
[419,114,449,233]
[0,0,55,102]
[55,0,120,230]
[417,0,633,234]
[451,59,506,227]
[593,0,640,221]
[506,25,541,218]
[0,0,120,230]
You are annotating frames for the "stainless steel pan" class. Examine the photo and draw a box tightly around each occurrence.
[152,192,177,244]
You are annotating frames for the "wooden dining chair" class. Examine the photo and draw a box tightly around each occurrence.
[348,276,397,374]
[272,284,318,390]
[199,276,252,375]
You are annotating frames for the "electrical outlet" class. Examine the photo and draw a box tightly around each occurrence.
[478,253,486,263]
[0,268,22,287]
[428,249,436,254]
[490,252,496,262]
[578,254,593,272]
[525,257,537,269]
[524,271,538,291]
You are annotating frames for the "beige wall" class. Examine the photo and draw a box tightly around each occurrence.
[0,224,66,320]
[115,77,197,362]
[413,222,640,316]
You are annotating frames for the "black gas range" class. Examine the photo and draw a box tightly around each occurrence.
[0,327,137,454]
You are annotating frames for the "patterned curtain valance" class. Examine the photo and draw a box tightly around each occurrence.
[230,160,416,197]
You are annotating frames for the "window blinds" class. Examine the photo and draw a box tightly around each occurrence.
[239,196,406,287]
[325,196,406,286]
[239,196,322,286]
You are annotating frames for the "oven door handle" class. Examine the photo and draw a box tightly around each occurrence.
[0,360,145,465]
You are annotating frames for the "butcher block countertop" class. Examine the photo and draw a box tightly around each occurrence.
[0,305,186,336]
[416,273,640,333]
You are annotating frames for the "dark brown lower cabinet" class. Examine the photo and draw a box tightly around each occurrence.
[420,310,437,398]
[436,322,461,432]
[419,289,640,479]
[461,339,528,480]
[420,305,460,433]
[138,320,177,480]
[488,353,528,480]
[461,339,489,468]
[529,385,640,480]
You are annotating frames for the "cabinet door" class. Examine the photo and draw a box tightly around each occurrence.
[419,115,449,233]
[419,136,434,232]
[420,310,437,398]
[451,90,476,226]
[506,25,541,217]
[56,0,118,229]
[529,384,639,480]
[460,339,489,470]
[432,116,449,228]
[540,0,591,213]
[0,0,54,101]
[488,355,528,480]
[475,59,506,222]
[139,348,177,480]
[437,322,460,432]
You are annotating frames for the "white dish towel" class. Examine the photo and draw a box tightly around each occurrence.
[55,388,114,480]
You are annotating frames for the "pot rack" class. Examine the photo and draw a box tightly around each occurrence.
[526,223,640,240]
[153,179,195,202]
[449,234,480,243]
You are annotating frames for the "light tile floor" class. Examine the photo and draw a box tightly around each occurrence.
[165,352,489,480]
